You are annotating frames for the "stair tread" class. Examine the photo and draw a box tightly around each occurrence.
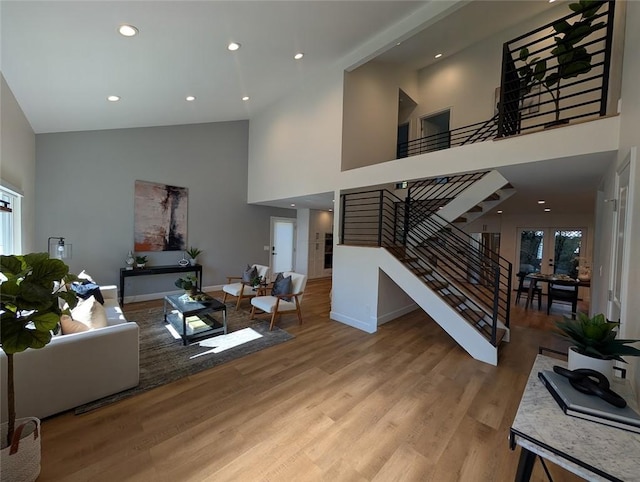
[412,267,432,276]
[460,308,484,324]
[442,294,466,306]
[425,280,448,291]
[477,324,507,346]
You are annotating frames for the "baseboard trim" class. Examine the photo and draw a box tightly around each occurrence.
[330,311,376,334]
[377,303,419,326]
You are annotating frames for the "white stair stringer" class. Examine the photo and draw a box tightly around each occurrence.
[378,248,501,366]
[431,170,513,228]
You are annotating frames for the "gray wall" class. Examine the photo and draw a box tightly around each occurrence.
[35,121,293,299]
[1,74,36,252]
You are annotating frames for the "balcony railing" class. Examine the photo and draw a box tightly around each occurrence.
[396,0,615,158]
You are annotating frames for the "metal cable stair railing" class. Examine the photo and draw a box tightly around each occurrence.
[341,187,512,346]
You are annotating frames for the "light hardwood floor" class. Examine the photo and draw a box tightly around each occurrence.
[39,278,586,481]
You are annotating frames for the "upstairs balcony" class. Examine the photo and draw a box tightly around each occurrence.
[342,1,619,170]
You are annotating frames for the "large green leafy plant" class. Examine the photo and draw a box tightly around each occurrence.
[0,253,78,447]
[518,0,606,124]
[556,312,640,362]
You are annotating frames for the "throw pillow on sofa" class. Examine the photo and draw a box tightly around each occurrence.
[71,295,108,329]
[60,314,90,335]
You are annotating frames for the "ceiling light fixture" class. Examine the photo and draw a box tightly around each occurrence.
[242,96,250,101]
[118,25,138,37]
[107,95,120,102]
[227,42,241,51]
[186,96,196,101]
[290,203,296,207]
[497,210,503,214]
[544,208,551,212]
[294,52,304,60]
[538,200,546,204]
[435,53,443,59]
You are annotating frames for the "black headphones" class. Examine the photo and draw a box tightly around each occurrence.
[553,365,627,408]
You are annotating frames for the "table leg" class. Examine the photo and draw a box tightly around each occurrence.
[514,447,536,482]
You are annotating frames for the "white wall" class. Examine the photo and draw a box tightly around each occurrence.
[247,70,344,205]
[613,0,640,396]
[0,74,36,252]
[342,61,418,170]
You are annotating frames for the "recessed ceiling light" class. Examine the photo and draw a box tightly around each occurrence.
[396,42,402,46]
[186,96,196,102]
[107,95,120,102]
[435,53,443,59]
[242,96,250,101]
[538,200,546,204]
[227,42,241,51]
[290,203,296,207]
[294,52,304,60]
[544,208,551,212]
[118,25,138,37]
[549,0,556,3]
[497,210,503,214]
[329,209,333,212]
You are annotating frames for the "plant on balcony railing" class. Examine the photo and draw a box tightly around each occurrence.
[517,0,606,126]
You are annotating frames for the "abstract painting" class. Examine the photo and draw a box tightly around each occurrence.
[134,180,188,251]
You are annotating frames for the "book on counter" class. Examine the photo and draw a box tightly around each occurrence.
[538,370,640,434]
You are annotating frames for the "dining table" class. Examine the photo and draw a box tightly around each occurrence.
[523,273,589,310]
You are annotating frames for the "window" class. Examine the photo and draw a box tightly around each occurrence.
[0,183,23,255]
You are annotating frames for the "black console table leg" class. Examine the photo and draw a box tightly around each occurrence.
[515,447,536,482]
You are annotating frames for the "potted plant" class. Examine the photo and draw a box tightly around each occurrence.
[185,247,202,266]
[134,255,148,268]
[518,0,606,126]
[556,312,640,380]
[175,274,198,295]
[1,253,78,481]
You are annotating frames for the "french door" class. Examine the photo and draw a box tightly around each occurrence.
[517,228,586,276]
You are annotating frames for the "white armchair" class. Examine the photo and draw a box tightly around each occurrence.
[222,264,270,310]
[250,271,307,330]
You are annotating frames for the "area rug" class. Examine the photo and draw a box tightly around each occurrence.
[74,303,293,414]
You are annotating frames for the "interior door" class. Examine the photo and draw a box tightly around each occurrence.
[270,217,296,277]
[609,158,631,327]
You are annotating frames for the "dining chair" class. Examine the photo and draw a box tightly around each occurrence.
[547,279,579,319]
[515,271,542,309]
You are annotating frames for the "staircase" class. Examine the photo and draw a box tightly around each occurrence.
[341,170,513,365]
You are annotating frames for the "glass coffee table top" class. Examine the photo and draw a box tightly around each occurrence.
[164,293,227,345]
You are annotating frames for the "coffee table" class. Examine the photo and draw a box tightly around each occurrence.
[163,293,227,345]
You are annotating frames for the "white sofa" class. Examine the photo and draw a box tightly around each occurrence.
[0,285,139,420]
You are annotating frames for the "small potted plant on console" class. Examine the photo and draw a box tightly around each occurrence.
[186,247,202,266]
[134,255,148,268]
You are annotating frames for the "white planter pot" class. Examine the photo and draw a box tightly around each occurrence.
[567,346,614,382]
[189,258,196,266]
[1,417,41,482]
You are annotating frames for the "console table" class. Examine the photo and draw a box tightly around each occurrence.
[510,354,640,481]
[119,264,202,306]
